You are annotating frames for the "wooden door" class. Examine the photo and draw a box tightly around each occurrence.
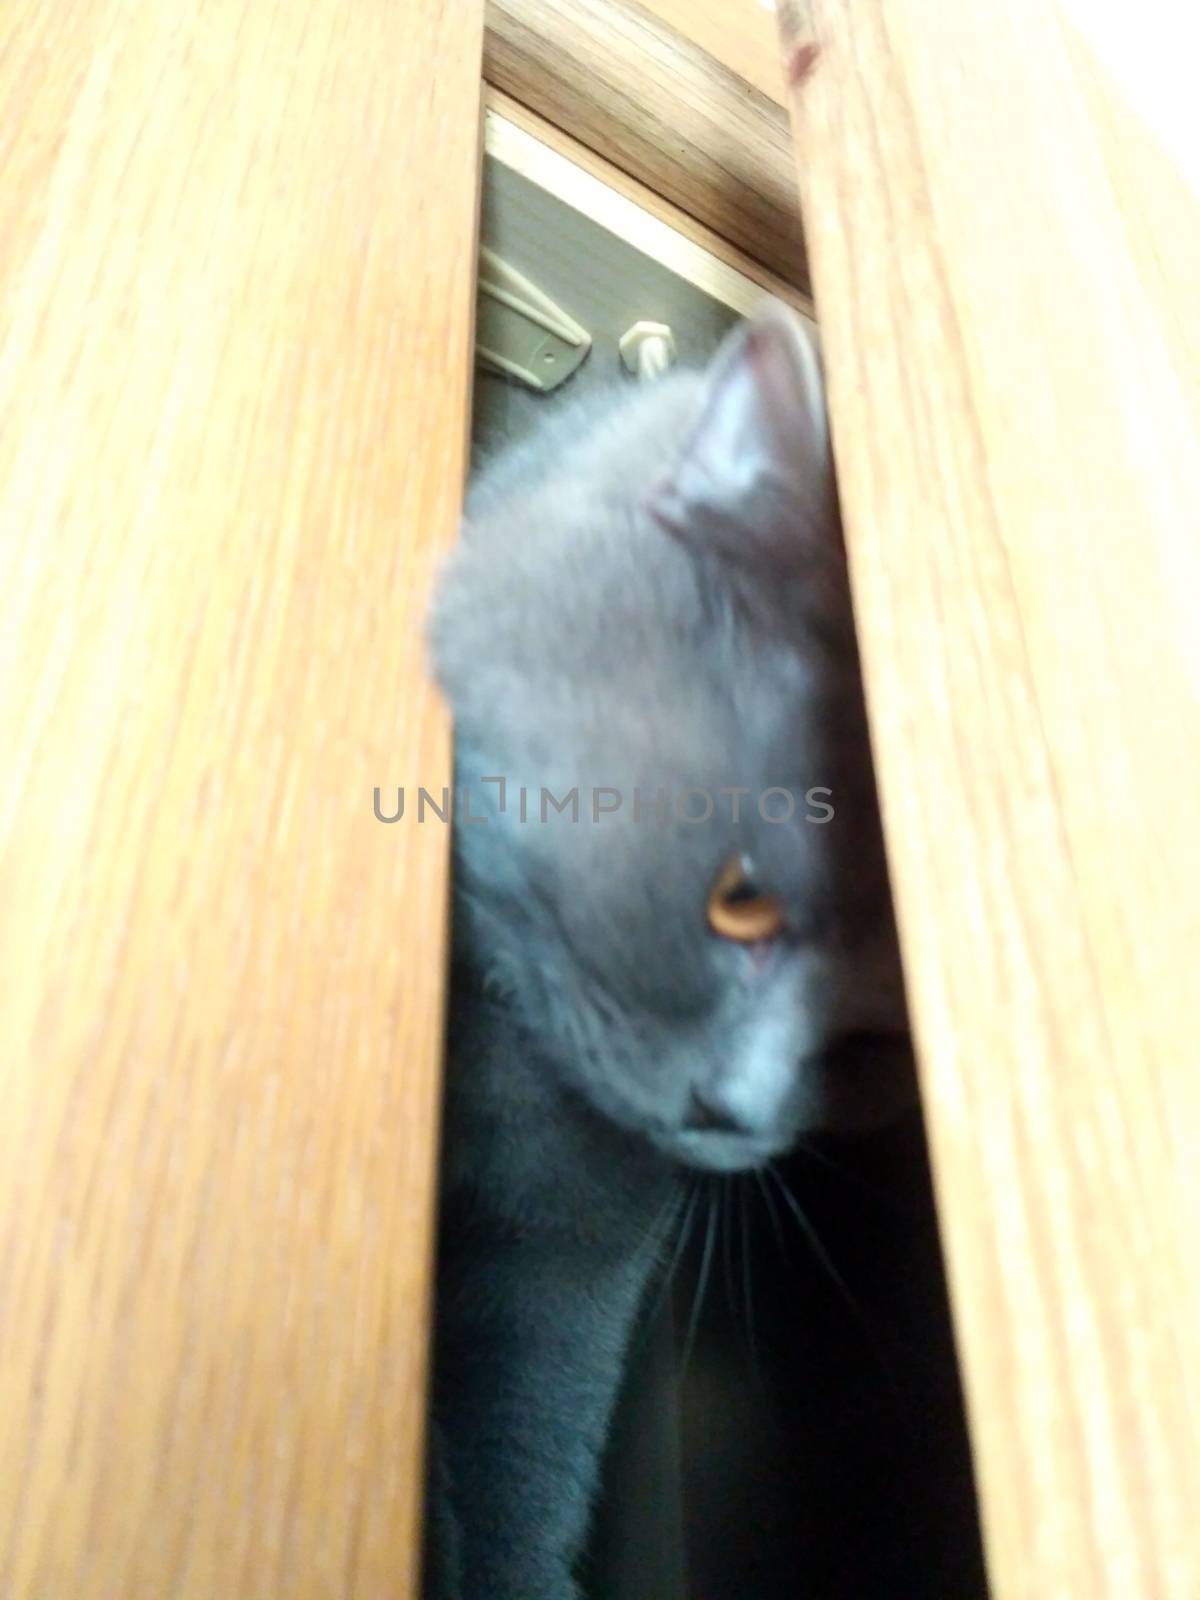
[0,2,483,1594]
[779,3,1200,1596]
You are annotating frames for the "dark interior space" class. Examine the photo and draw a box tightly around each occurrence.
[590,1112,989,1599]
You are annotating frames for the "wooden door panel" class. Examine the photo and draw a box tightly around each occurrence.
[778,3,1200,1596]
[0,2,483,1594]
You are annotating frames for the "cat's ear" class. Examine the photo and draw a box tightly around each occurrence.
[647,302,839,572]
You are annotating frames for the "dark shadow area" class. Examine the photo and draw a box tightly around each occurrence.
[590,1110,989,1600]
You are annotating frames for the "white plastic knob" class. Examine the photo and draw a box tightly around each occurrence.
[619,320,676,381]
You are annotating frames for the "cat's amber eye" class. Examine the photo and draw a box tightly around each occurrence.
[706,854,785,943]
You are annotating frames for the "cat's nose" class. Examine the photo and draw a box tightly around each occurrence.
[684,1089,750,1137]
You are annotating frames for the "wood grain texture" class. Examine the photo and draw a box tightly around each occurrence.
[483,0,808,293]
[778,2,1200,1596]
[0,1,482,1595]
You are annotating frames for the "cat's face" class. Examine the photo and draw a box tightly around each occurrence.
[431,305,914,1173]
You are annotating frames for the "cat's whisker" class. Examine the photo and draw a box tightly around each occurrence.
[754,1164,790,1265]
[638,1180,698,1342]
[793,1134,888,1205]
[738,1174,769,1399]
[774,1167,906,1394]
[648,1181,685,1261]
[720,1175,737,1326]
[791,1133,856,1179]
[679,1184,717,1380]
[739,1178,756,1347]
[765,1163,859,1318]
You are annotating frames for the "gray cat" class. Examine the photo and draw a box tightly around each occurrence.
[425,305,912,1600]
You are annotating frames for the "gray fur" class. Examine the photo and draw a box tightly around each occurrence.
[424,307,910,1600]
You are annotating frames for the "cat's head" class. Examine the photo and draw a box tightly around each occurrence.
[429,303,914,1173]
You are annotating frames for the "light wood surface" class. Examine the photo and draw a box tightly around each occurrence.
[485,90,813,321]
[0,1,482,1595]
[639,0,784,104]
[778,2,1200,1596]
[483,0,807,293]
